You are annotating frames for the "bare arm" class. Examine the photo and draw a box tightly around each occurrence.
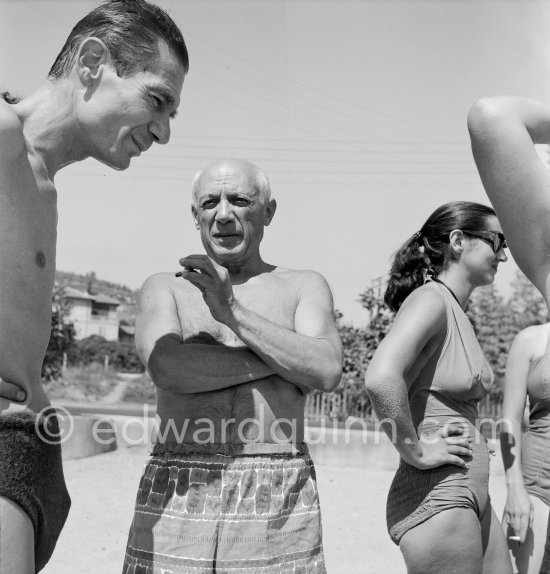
[228,273,342,392]
[500,327,537,542]
[468,97,550,300]
[137,274,275,393]
[179,257,343,392]
[364,287,472,470]
[0,107,34,404]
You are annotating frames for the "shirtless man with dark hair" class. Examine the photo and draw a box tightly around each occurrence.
[0,2,188,571]
[123,158,343,573]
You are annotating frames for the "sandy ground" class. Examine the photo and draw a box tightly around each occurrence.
[41,443,508,574]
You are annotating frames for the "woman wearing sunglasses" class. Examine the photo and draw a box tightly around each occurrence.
[365,200,510,574]
[468,97,550,573]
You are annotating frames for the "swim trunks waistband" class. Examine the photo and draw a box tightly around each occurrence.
[151,441,310,457]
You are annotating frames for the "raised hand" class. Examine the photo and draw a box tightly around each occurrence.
[177,254,238,324]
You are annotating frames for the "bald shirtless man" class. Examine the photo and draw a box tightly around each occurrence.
[123,158,343,574]
[0,2,188,572]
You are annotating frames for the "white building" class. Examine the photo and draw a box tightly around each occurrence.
[63,287,121,341]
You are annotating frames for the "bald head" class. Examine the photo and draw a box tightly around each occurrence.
[191,158,271,207]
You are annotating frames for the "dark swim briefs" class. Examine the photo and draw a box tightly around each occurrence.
[386,425,491,544]
[0,408,71,572]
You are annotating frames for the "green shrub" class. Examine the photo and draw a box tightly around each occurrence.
[122,372,157,404]
[68,335,144,373]
[47,364,120,402]
[42,287,77,382]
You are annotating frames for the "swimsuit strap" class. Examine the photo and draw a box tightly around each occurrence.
[431,277,463,309]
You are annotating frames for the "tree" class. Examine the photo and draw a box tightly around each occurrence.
[468,284,516,404]
[329,286,395,419]
[42,286,76,382]
[68,334,144,373]
[358,286,395,354]
[509,270,548,330]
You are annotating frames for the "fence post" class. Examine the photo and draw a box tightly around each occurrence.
[342,389,348,419]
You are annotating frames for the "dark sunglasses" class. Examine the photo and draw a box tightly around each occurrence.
[462,230,507,253]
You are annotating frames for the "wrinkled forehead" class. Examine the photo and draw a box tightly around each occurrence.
[196,164,257,198]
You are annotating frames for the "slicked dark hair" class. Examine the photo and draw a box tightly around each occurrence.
[384,201,496,312]
[48,0,189,80]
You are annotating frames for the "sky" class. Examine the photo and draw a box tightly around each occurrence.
[3,0,550,324]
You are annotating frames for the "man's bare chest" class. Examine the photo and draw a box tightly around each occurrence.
[175,279,299,346]
[0,152,56,244]
[0,156,57,300]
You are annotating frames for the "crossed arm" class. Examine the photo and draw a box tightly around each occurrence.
[468,97,550,301]
[178,257,342,393]
[180,258,343,392]
[137,274,276,393]
[221,274,342,393]
[140,266,343,394]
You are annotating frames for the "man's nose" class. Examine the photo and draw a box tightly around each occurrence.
[498,248,508,262]
[150,113,171,145]
[215,200,234,223]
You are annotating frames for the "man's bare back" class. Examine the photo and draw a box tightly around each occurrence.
[0,101,57,413]
[150,267,312,446]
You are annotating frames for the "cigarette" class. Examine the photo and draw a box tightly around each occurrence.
[509,535,521,542]
[175,267,197,278]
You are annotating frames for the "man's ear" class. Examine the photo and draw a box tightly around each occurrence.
[191,204,200,230]
[75,37,110,86]
[264,198,277,226]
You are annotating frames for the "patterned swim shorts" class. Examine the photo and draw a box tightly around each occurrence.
[123,444,326,573]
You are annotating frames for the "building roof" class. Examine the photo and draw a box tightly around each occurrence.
[63,287,120,306]
[63,287,95,301]
[94,294,122,306]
